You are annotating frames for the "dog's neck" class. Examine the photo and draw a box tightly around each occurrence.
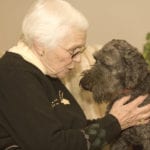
[133,72,150,94]
[109,72,150,105]
[117,73,150,106]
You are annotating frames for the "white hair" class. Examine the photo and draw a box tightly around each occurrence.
[22,0,89,48]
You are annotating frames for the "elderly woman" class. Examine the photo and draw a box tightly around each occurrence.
[0,0,150,150]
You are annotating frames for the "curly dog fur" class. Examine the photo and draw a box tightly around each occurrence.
[80,39,150,150]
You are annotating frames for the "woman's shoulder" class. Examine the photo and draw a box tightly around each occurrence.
[0,52,45,78]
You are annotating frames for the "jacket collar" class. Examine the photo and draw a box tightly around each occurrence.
[8,41,47,74]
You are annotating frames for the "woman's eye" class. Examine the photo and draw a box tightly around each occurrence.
[95,59,101,64]
[93,55,97,60]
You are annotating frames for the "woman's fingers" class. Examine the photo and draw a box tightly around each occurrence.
[133,104,150,121]
[136,106,150,120]
[115,94,148,107]
[136,118,150,126]
[109,94,150,130]
[114,95,131,107]
[126,95,148,108]
[117,95,131,105]
[137,103,150,114]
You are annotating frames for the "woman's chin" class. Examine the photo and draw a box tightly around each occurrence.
[56,69,70,79]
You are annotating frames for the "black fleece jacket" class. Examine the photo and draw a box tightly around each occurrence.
[0,52,121,150]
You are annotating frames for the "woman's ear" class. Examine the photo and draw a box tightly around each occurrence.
[32,40,45,56]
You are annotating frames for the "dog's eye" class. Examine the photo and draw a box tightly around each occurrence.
[93,55,100,64]
[99,60,113,70]
[93,54,97,60]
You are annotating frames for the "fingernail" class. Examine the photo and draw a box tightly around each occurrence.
[140,94,148,99]
[143,94,148,97]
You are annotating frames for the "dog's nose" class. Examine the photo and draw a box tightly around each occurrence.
[79,77,92,91]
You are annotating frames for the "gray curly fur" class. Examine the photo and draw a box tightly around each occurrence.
[80,39,150,150]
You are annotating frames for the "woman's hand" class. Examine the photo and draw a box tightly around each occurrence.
[109,95,150,130]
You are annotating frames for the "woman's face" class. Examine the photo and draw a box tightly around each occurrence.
[41,30,87,78]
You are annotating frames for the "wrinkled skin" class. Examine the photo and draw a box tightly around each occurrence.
[80,39,150,150]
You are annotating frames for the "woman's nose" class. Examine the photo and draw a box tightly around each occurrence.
[72,54,81,63]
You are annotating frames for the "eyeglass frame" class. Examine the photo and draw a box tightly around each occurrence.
[59,45,86,59]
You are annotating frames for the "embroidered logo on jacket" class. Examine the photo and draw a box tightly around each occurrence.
[50,90,70,108]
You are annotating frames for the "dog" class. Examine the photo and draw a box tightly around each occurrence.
[80,39,150,150]
[63,45,107,120]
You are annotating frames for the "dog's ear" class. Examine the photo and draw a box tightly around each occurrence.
[110,39,149,89]
[120,45,148,89]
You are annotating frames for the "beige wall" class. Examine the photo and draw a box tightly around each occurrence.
[0,0,35,52]
[0,0,150,52]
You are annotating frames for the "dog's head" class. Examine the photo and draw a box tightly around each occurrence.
[80,39,149,103]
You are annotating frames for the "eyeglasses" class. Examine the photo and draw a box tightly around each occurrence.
[66,46,86,59]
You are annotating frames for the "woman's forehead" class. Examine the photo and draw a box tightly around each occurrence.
[59,30,86,47]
